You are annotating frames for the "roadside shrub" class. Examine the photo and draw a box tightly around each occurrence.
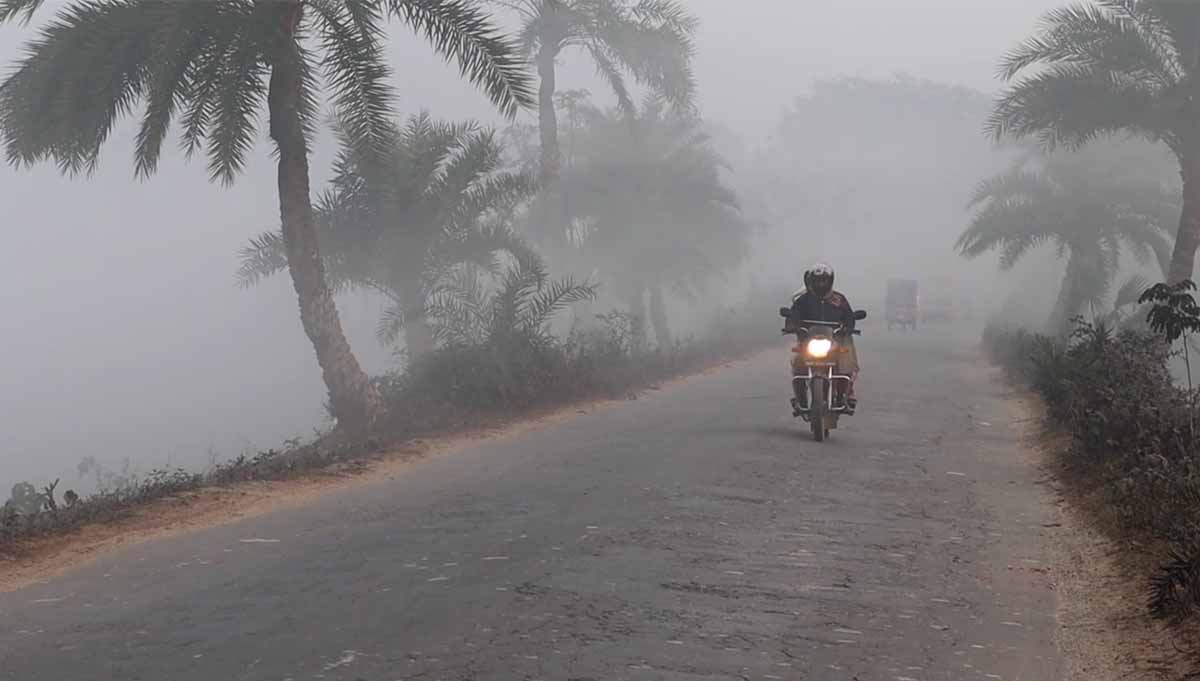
[984,319,1200,627]
[1,468,201,546]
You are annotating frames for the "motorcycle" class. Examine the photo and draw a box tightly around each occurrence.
[778,308,867,442]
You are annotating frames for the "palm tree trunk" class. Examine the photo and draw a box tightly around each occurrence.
[649,281,672,348]
[268,3,380,435]
[1049,256,1085,337]
[625,280,648,350]
[1168,151,1200,284]
[534,47,565,257]
[400,280,435,361]
[537,48,560,191]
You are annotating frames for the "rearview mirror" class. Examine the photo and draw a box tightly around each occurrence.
[779,307,791,318]
[854,310,868,321]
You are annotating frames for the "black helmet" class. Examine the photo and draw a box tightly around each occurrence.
[805,262,835,297]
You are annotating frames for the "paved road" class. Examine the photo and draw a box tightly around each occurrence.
[0,324,1061,680]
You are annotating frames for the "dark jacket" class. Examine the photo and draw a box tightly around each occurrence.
[788,289,856,332]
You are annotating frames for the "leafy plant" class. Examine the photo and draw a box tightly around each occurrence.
[426,253,597,349]
[1141,280,1200,345]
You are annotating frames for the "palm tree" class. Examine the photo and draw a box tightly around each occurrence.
[426,253,596,350]
[498,0,696,249]
[0,0,534,434]
[989,0,1200,283]
[958,147,1177,335]
[407,252,595,409]
[238,112,538,361]
[561,97,750,346]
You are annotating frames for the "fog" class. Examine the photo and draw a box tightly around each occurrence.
[0,0,1063,493]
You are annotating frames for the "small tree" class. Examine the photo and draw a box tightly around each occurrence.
[239,112,538,361]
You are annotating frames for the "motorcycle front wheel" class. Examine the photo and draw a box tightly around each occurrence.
[810,377,827,442]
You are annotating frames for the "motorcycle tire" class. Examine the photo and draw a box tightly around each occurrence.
[810,377,826,442]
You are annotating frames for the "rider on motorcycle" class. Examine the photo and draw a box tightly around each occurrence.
[786,262,859,407]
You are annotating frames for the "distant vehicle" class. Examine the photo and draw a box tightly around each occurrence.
[885,279,919,331]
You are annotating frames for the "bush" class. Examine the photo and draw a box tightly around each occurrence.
[373,302,779,439]
[983,319,1200,627]
[1,468,201,546]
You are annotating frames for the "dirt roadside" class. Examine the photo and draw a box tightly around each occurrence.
[0,355,752,594]
[985,366,1196,680]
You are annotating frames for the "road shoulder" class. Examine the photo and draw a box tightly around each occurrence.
[0,353,759,594]
[978,362,1194,679]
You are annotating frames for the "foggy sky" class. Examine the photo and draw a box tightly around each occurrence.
[0,0,1060,492]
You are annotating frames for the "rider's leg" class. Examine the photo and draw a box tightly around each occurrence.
[790,350,807,413]
[839,339,860,407]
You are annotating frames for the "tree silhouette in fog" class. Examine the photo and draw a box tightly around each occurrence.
[0,0,533,433]
[991,0,1200,284]
[560,96,750,346]
[239,112,538,362]
[959,143,1177,335]
[498,0,696,251]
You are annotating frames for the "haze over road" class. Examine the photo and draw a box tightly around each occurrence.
[0,324,1060,680]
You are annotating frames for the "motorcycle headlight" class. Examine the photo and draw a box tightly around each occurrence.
[806,338,832,358]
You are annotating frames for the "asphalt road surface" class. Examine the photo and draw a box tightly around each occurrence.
[1,323,1061,680]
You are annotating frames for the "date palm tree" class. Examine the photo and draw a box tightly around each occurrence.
[561,97,750,346]
[498,0,695,250]
[989,0,1200,283]
[0,0,534,434]
[238,112,538,361]
[958,146,1177,335]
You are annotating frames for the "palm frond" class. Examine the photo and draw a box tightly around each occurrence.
[989,64,1166,149]
[585,43,636,120]
[444,170,538,229]
[967,167,1052,207]
[523,274,598,330]
[309,0,395,161]
[134,2,224,177]
[427,264,490,345]
[589,0,696,110]
[957,198,1057,268]
[375,299,407,345]
[999,2,1178,87]
[0,1,169,173]
[237,230,289,289]
[1114,273,1150,310]
[1115,212,1174,276]
[206,27,267,185]
[490,253,546,333]
[424,127,504,205]
[386,0,535,118]
[0,0,44,24]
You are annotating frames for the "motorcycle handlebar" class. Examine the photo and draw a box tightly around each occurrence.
[783,324,861,337]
